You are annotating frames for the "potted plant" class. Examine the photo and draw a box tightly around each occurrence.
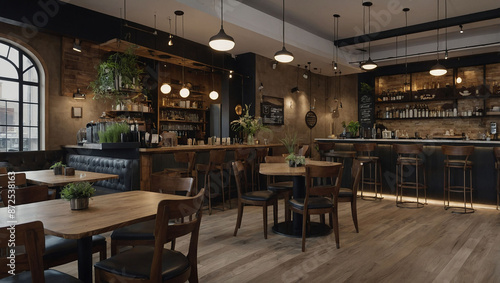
[346,121,360,138]
[279,131,298,155]
[50,161,65,175]
[230,104,269,145]
[285,153,306,167]
[60,182,96,210]
[98,122,131,143]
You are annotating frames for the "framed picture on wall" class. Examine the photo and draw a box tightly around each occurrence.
[72,107,82,118]
[261,96,284,125]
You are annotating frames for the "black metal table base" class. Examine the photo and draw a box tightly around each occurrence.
[272,221,332,238]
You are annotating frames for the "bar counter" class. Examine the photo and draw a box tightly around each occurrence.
[139,143,283,191]
[315,138,499,205]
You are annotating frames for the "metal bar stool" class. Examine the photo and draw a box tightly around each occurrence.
[317,142,356,186]
[442,145,474,214]
[495,147,500,210]
[354,143,383,200]
[394,144,427,208]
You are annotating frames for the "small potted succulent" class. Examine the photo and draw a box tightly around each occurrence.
[50,161,65,175]
[346,121,360,138]
[284,153,306,167]
[60,182,96,210]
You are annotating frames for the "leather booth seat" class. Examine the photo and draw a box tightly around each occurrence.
[0,150,65,172]
[67,154,139,192]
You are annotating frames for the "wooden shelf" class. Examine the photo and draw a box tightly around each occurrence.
[159,106,207,111]
[159,119,205,124]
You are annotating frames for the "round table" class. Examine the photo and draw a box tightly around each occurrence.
[259,160,342,238]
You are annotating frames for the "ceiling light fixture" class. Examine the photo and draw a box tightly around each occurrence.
[430,0,447,76]
[209,0,235,51]
[332,14,340,71]
[160,83,171,94]
[403,8,410,90]
[459,24,464,34]
[303,64,309,79]
[209,68,219,100]
[274,0,294,63]
[291,64,300,93]
[177,10,190,98]
[73,38,81,52]
[360,2,377,71]
[168,17,173,46]
[444,0,448,60]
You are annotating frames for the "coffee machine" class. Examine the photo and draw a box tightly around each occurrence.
[491,122,497,140]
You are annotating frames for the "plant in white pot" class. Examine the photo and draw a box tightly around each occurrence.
[61,182,96,210]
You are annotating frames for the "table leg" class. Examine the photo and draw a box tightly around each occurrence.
[140,153,153,191]
[77,236,93,283]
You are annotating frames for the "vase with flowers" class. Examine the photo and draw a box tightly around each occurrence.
[231,104,269,145]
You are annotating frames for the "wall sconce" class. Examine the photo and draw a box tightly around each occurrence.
[73,88,86,100]
[73,39,82,52]
[289,100,293,109]
[235,104,243,115]
[272,60,278,69]
[229,70,233,79]
[459,24,464,34]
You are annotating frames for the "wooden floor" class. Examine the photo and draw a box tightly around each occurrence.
[54,196,500,282]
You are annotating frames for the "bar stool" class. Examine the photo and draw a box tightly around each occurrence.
[442,145,474,214]
[162,151,196,178]
[195,149,228,215]
[495,147,500,210]
[317,142,356,167]
[394,144,427,208]
[354,143,383,200]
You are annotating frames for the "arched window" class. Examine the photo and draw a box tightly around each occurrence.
[0,40,41,151]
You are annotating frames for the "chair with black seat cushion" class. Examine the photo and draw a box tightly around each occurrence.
[265,155,293,222]
[253,147,269,191]
[289,163,343,252]
[0,184,107,270]
[231,148,254,193]
[338,159,363,233]
[94,189,205,283]
[195,149,228,214]
[111,175,194,256]
[233,161,277,239]
[0,221,82,282]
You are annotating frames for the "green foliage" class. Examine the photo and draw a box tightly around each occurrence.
[60,182,96,200]
[89,48,144,102]
[230,104,269,135]
[285,153,305,166]
[360,82,374,95]
[49,161,65,169]
[280,131,298,154]
[347,121,360,136]
[98,122,131,143]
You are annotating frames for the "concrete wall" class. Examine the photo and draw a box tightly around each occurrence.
[254,54,358,157]
[0,22,110,150]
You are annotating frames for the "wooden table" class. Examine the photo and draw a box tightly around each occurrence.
[22,169,119,187]
[0,191,186,283]
[259,160,341,238]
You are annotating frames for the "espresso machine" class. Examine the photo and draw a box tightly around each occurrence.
[491,122,497,140]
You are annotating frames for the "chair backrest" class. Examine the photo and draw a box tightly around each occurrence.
[0,167,7,174]
[255,148,269,164]
[350,160,364,195]
[0,172,27,189]
[354,143,376,157]
[173,152,196,173]
[0,221,46,282]
[1,185,49,206]
[265,155,286,163]
[317,142,335,152]
[305,164,343,203]
[232,161,246,199]
[234,148,252,162]
[494,147,500,162]
[150,189,205,282]
[442,145,474,162]
[150,175,194,196]
[298,145,309,157]
[394,144,423,159]
[208,149,226,169]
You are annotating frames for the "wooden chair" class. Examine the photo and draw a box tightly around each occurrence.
[0,221,82,282]
[254,147,269,190]
[95,189,205,283]
[495,147,500,210]
[289,163,343,252]
[265,155,293,222]
[230,148,253,193]
[0,184,107,270]
[0,172,27,189]
[195,149,228,214]
[111,176,195,255]
[161,152,196,179]
[233,161,278,239]
[298,144,309,157]
[0,167,7,174]
[338,159,363,233]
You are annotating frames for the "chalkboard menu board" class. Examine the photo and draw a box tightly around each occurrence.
[358,92,375,127]
[261,96,284,125]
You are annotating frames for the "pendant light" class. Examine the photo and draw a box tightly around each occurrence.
[168,17,173,46]
[209,0,235,51]
[430,0,447,76]
[177,10,190,98]
[160,83,171,94]
[209,68,219,100]
[360,2,377,71]
[274,0,294,63]
[332,14,340,71]
[403,8,410,91]
[291,64,300,93]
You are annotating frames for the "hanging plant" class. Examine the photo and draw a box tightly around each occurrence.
[89,47,144,102]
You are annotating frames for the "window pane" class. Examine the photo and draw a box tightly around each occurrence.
[23,103,38,126]
[0,80,19,101]
[23,127,38,151]
[6,102,19,125]
[23,85,38,103]
[7,48,19,68]
[22,54,33,70]
[0,43,8,57]
[23,66,38,83]
[7,126,19,151]
[0,125,6,152]
[0,58,18,79]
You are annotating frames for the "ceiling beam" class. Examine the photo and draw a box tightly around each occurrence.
[337,8,500,47]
